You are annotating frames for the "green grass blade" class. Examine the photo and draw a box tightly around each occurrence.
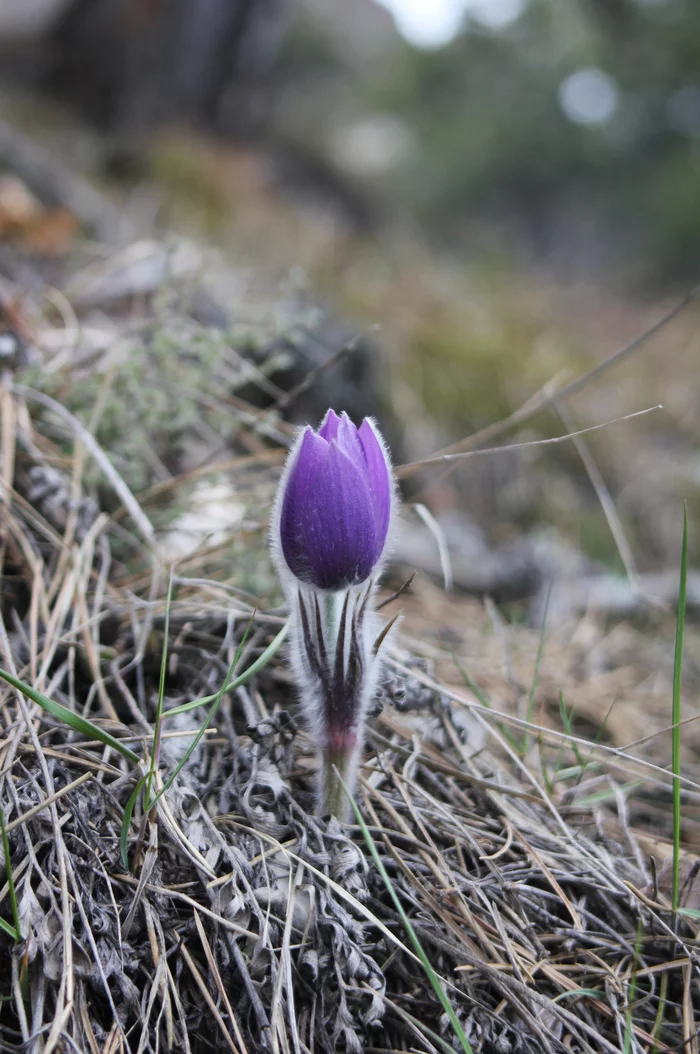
[651,973,668,1054]
[0,917,18,939]
[671,504,688,913]
[571,779,642,808]
[119,774,150,870]
[552,988,605,1003]
[622,920,644,1054]
[549,691,589,791]
[390,1004,462,1054]
[552,761,602,782]
[147,570,174,808]
[161,621,288,719]
[120,615,282,866]
[340,774,474,1054]
[558,692,585,769]
[554,697,617,787]
[677,907,700,920]
[522,580,552,754]
[0,805,20,941]
[148,614,256,810]
[453,656,520,750]
[545,691,571,790]
[0,668,139,765]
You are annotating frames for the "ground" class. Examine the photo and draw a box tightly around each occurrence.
[0,105,699,1053]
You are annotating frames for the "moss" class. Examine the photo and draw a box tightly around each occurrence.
[402,290,584,434]
[26,320,242,496]
[405,317,526,429]
[146,135,230,233]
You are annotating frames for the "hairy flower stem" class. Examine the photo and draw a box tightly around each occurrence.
[295,584,380,820]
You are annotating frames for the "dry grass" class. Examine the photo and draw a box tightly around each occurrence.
[1,237,699,1054]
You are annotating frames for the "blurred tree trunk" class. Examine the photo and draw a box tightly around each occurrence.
[40,0,287,138]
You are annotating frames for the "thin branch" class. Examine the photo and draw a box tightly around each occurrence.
[398,278,700,478]
[399,405,662,472]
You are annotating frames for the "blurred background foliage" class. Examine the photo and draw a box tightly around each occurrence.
[277,0,700,286]
[0,0,698,575]
[266,0,700,570]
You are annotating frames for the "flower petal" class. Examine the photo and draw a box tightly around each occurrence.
[280,428,331,581]
[318,408,341,442]
[295,441,379,589]
[276,410,395,590]
[335,412,364,466]
[358,418,392,546]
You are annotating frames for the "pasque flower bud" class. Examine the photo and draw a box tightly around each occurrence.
[276,409,393,591]
[271,409,397,818]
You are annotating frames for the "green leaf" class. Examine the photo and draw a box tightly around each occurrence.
[522,580,552,755]
[119,774,151,870]
[622,920,645,1054]
[0,804,20,942]
[677,907,700,920]
[552,988,605,1003]
[161,622,288,719]
[148,613,257,811]
[0,668,139,765]
[147,570,174,808]
[453,656,519,751]
[0,918,18,940]
[672,504,688,913]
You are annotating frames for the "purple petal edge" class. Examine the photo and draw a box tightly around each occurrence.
[358,419,392,545]
[318,409,340,442]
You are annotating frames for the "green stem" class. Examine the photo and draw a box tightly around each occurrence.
[323,591,337,651]
[671,505,688,913]
[323,747,353,821]
[0,805,20,941]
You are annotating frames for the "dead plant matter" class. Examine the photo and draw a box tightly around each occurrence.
[0,241,699,1054]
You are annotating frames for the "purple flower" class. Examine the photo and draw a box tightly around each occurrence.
[269,408,400,818]
[275,409,394,591]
